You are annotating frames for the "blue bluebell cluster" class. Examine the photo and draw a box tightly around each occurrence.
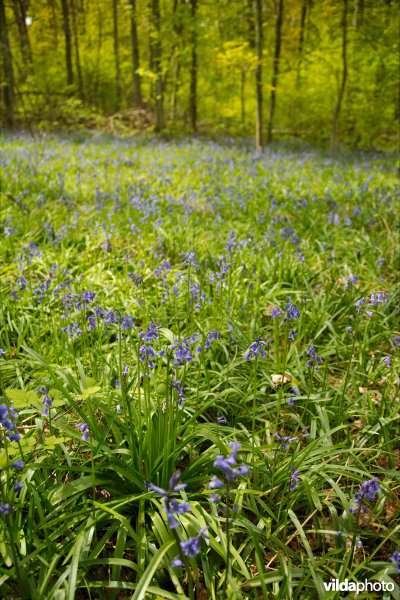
[244,337,268,361]
[350,478,381,513]
[213,442,250,485]
[75,422,90,442]
[148,471,208,563]
[40,386,53,417]
[305,343,323,368]
[0,403,20,442]
[290,466,301,491]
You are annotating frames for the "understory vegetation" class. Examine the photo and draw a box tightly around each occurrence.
[0,132,399,598]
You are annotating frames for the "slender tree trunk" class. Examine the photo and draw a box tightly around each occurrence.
[353,0,364,29]
[170,58,180,122]
[189,0,197,131]
[266,0,284,144]
[0,0,15,127]
[48,0,58,47]
[71,0,84,99]
[61,0,74,85]
[330,0,348,151]
[254,0,263,150]
[169,0,184,123]
[12,0,32,65]
[129,0,142,108]
[112,0,121,109]
[149,0,164,131]
[296,0,307,81]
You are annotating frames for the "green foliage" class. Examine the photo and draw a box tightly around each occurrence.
[1,0,398,148]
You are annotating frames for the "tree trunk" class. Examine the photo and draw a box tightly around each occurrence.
[149,0,164,131]
[61,0,74,85]
[330,0,348,151]
[48,0,58,47]
[129,0,142,107]
[12,0,32,65]
[353,0,364,29]
[112,0,121,109]
[71,0,84,99]
[189,0,197,131]
[0,0,15,127]
[254,0,263,150]
[266,0,284,144]
[296,0,308,86]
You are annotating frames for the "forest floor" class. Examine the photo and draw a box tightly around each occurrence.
[0,132,399,599]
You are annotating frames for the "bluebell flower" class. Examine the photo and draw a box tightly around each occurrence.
[271,307,282,318]
[283,298,300,322]
[209,476,224,489]
[139,322,158,342]
[350,478,381,513]
[204,330,221,348]
[370,291,387,305]
[275,433,298,451]
[391,551,400,572]
[180,527,208,557]
[305,343,323,368]
[347,275,358,285]
[12,459,25,470]
[0,503,11,515]
[392,336,400,348]
[244,337,268,361]
[182,251,199,270]
[41,394,53,417]
[171,557,184,568]
[214,442,250,482]
[128,273,143,287]
[171,380,186,406]
[14,482,23,493]
[217,414,227,425]
[121,315,135,330]
[76,422,90,442]
[0,349,5,356]
[355,297,365,310]
[210,493,221,503]
[290,466,300,490]
[382,356,391,368]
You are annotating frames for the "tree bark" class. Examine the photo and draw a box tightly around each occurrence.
[129,0,142,107]
[353,0,364,29]
[0,0,15,127]
[254,0,263,150]
[61,0,74,85]
[112,0,121,109]
[71,0,84,99]
[330,0,348,151]
[149,0,164,131]
[12,0,32,65]
[296,0,309,86]
[47,0,58,47]
[189,0,197,131]
[266,0,284,144]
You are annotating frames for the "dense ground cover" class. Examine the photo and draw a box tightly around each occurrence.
[0,133,399,599]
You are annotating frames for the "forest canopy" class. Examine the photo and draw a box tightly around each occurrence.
[0,0,399,149]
